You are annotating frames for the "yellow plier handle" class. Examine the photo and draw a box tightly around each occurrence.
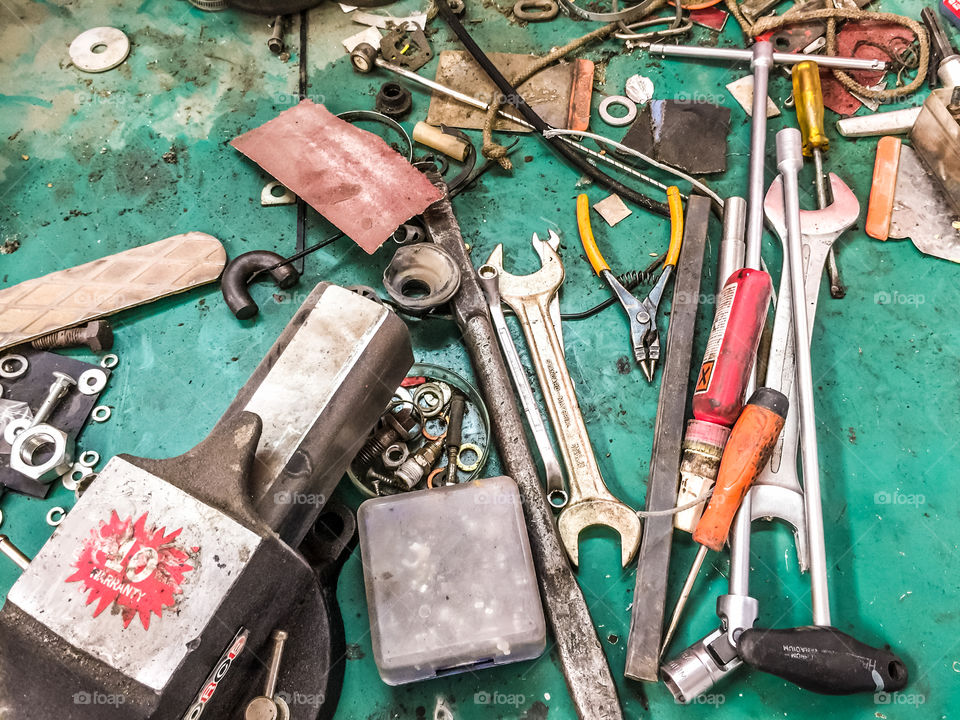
[577,188,684,274]
[576,193,608,275]
[663,186,683,268]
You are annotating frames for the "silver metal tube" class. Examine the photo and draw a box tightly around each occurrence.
[745,41,773,271]
[835,107,920,137]
[377,59,534,128]
[776,129,831,626]
[718,197,746,295]
[644,42,887,71]
[0,535,30,571]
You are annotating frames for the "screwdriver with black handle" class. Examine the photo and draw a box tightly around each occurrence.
[660,387,789,657]
[792,60,845,299]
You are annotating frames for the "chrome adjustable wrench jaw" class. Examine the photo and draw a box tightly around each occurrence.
[485,243,641,568]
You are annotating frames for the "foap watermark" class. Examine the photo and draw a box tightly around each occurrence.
[277,690,325,708]
[679,693,725,707]
[474,690,526,707]
[675,90,726,106]
[73,691,126,706]
[272,92,327,107]
[875,490,926,507]
[274,490,327,507]
[875,691,926,707]
[875,291,925,306]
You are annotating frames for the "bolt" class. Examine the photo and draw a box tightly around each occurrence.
[32,320,113,353]
[949,86,960,121]
[33,372,76,427]
[267,15,285,55]
[0,535,30,571]
[445,393,465,482]
[354,406,418,468]
[263,629,288,699]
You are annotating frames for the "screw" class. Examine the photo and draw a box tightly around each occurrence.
[267,15,285,55]
[32,320,113,352]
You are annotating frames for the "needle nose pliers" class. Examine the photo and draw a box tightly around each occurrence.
[576,187,684,382]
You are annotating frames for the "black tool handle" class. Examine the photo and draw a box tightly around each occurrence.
[738,626,908,695]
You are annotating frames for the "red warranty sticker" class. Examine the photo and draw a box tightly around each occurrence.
[66,511,196,630]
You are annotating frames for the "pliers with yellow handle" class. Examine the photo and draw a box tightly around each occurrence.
[576,187,684,382]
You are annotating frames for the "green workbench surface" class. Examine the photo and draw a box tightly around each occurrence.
[1,0,957,717]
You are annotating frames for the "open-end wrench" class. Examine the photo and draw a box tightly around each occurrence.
[485,243,641,568]
[531,229,564,352]
[754,171,859,571]
[477,264,568,508]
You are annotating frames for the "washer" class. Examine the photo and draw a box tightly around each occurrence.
[62,464,92,491]
[0,354,28,379]
[78,368,108,396]
[100,354,119,369]
[599,95,638,127]
[69,27,131,73]
[91,405,112,423]
[46,507,66,526]
[3,417,31,445]
[456,443,484,472]
[78,450,100,468]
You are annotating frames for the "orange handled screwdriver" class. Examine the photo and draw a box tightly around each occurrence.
[660,387,788,657]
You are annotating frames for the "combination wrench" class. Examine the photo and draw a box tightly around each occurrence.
[484,243,641,567]
[477,264,568,508]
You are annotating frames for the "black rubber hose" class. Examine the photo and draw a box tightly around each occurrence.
[221,250,300,320]
[434,0,670,218]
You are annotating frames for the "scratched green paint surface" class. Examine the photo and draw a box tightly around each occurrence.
[0,0,957,717]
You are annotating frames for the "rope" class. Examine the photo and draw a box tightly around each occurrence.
[725,3,928,101]
[481,0,667,168]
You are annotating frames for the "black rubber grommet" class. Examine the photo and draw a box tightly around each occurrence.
[375,82,412,119]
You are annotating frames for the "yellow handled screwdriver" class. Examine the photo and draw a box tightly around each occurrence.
[792,60,845,298]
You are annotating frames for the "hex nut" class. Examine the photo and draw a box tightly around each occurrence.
[10,424,75,483]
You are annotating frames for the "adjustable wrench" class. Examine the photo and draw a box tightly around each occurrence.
[485,243,641,568]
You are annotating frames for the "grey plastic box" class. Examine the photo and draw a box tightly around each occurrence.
[357,476,546,685]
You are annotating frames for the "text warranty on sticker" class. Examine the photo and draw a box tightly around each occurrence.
[66,511,196,629]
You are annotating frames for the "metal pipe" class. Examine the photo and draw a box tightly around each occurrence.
[775,129,831,626]
[718,197,746,295]
[644,42,887,71]
[746,41,773,271]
